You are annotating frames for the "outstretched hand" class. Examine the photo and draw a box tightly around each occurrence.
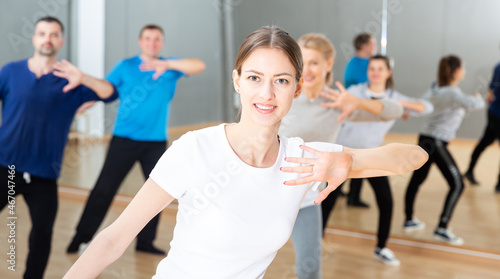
[280,145,352,204]
[139,59,169,80]
[53,59,84,93]
[320,81,360,122]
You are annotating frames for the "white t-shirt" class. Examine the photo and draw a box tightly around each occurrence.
[149,123,342,279]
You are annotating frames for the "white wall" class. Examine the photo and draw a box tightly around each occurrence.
[73,0,106,138]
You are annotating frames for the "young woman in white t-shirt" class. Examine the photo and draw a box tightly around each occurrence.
[63,27,428,279]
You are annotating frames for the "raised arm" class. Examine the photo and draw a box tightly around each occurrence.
[452,90,485,111]
[281,143,428,204]
[344,143,428,178]
[486,89,495,104]
[140,58,206,80]
[63,179,174,279]
[53,59,115,99]
[393,91,434,116]
[397,100,426,113]
[321,81,403,121]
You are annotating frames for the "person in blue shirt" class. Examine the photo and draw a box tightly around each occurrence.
[67,24,205,255]
[464,57,500,193]
[0,16,117,279]
[342,33,378,208]
[344,33,377,88]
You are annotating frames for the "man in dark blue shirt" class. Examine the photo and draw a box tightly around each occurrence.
[464,54,500,193]
[0,16,117,278]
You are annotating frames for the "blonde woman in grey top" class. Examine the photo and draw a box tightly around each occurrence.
[404,55,484,246]
[278,34,403,279]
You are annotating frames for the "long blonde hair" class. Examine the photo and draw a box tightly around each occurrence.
[297,33,335,85]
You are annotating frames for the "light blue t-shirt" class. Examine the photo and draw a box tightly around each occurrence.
[106,55,184,141]
[344,56,369,88]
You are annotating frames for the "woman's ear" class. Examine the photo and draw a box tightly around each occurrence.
[327,57,334,69]
[232,69,240,93]
[294,77,303,99]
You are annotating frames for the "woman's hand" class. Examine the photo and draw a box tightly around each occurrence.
[280,145,352,204]
[53,59,84,93]
[321,81,361,122]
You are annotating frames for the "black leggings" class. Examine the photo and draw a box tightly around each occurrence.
[466,110,500,182]
[405,134,464,228]
[322,176,393,249]
[1,165,58,279]
[73,136,166,245]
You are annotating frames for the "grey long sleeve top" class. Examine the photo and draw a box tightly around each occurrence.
[420,84,485,142]
[336,83,434,149]
[278,90,404,143]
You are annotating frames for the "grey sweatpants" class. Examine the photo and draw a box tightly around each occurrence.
[290,204,322,279]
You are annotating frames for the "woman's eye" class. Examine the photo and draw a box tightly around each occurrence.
[248,76,260,82]
[276,78,288,84]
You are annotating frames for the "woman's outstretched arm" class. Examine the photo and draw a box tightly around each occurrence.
[281,143,428,204]
[63,178,174,279]
[344,143,428,178]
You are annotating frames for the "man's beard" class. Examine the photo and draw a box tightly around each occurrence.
[38,44,56,56]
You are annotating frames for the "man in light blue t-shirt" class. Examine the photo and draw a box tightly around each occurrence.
[342,33,377,207]
[344,33,377,88]
[68,24,205,255]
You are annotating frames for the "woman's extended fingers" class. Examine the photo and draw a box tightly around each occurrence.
[283,174,315,186]
[320,101,340,109]
[335,81,347,93]
[280,166,313,174]
[314,182,340,204]
[284,156,315,164]
[323,86,340,95]
[299,145,321,156]
[321,87,339,100]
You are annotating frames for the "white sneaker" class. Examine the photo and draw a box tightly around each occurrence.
[374,247,400,266]
[403,218,425,232]
[433,228,464,245]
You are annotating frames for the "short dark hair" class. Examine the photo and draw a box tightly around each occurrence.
[353,33,372,51]
[35,16,64,34]
[139,24,164,38]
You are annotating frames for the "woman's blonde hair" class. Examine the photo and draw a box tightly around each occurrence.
[297,33,335,85]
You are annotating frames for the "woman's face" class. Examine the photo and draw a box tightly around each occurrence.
[368,59,391,87]
[233,47,302,127]
[301,47,333,91]
[454,63,466,82]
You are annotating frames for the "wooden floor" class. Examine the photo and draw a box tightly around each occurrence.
[1,126,500,278]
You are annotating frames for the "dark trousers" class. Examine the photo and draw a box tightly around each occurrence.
[1,166,58,279]
[74,136,166,245]
[321,177,393,249]
[347,178,363,202]
[467,110,500,182]
[405,134,464,228]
